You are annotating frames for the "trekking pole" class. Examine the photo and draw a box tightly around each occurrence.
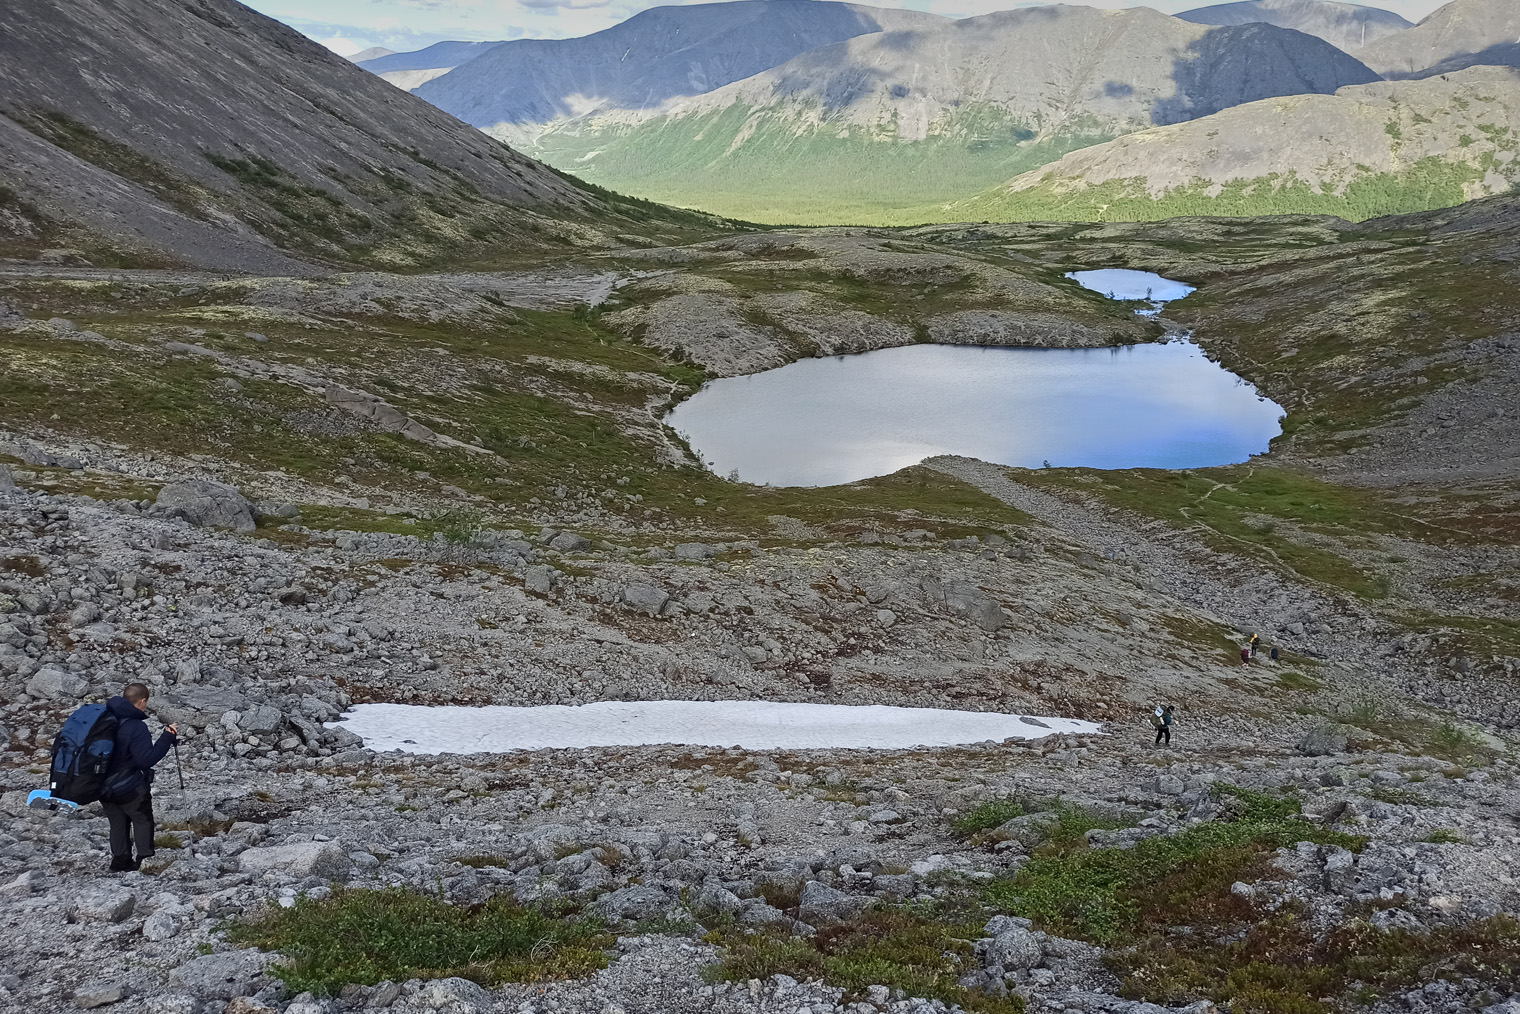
[173,739,186,791]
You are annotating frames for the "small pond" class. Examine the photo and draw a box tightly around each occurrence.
[664,270,1281,487]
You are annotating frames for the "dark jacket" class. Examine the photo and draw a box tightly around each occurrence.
[105,696,175,786]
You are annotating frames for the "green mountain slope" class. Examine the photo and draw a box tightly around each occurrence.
[523,4,1378,225]
[946,67,1520,224]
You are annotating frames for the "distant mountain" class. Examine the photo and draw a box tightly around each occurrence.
[349,46,396,63]
[0,0,708,271]
[1358,0,1520,78]
[525,4,1381,224]
[1175,0,1411,52]
[412,0,944,145]
[359,41,506,92]
[951,66,1520,223]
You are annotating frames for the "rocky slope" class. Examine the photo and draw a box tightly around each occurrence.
[2,190,1520,1012]
[0,0,716,273]
[524,4,1380,224]
[411,0,944,147]
[1357,0,1520,77]
[1175,0,1412,53]
[949,65,1520,223]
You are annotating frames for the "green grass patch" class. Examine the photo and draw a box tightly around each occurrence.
[226,887,612,996]
[706,906,1023,1013]
[982,786,1361,946]
[1420,828,1469,845]
[950,800,1024,839]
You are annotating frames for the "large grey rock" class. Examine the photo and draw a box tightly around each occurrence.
[623,583,670,616]
[236,841,352,880]
[142,909,182,941]
[414,977,491,1011]
[548,531,591,552]
[691,884,744,918]
[592,884,672,922]
[155,687,253,727]
[978,916,1043,971]
[0,463,14,491]
[1297,723,1354,756]
[923,577,1006,631]
[524,564,557,595]
[797,880,879,925]
[237,705,285,736]
[155,480,256,531]
[673,542,715,560]
[0,622,25,647]
[169,950,272,1000]
[67,885,135,923]
[252,500,300,522]
[26,665,88,700]
[73,981,127,1008]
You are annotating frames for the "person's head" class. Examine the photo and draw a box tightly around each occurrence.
[123,682,150,712]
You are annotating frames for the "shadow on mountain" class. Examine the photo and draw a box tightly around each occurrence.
[1153,23,1380,126]
[1417,42,1520,79]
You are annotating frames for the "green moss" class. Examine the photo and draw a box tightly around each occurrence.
[226,887,612,996]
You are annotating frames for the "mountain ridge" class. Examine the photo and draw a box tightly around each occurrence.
[0,0,713,271]
[523,4,1381,224]
[412,0,944,147]
[1175,0,1413,52]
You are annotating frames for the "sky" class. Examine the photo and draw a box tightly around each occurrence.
[241,0,1452,56]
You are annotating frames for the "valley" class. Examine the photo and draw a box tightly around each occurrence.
[1,1,1519,1014]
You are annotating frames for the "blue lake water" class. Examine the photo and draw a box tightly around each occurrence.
[665,271,1283,487]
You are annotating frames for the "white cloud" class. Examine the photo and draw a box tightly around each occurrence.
[318,34,368,56]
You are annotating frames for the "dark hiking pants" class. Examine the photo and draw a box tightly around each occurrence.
[103,785,155,861]
[1155,726,1170,745]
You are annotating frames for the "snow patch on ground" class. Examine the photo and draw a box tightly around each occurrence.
[329,700,1103,754]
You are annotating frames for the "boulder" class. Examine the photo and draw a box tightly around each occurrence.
[592,885,672,922]
[26,665,88,700]
[691,884,744,918]
[237,705,285,736]
[623,583,670,617]
[0,464,14,491]
[797,880,878,926]
[67,885,135,923]
[923,577,1006,631]
[414,977,491,1011]
[978,916,1043,971]
[548,531,591,552]
[236,841,352,880]
[155,479,256,531]
[673,542,716,561]
[524,564,557,596]
[154,687,253,727]
[73,981,127,1008]
[252,501,300,522]
[143,909,181,941]
[1297,723,1354,756]
[169,950,272,1000]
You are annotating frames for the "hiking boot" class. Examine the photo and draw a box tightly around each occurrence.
[108,855,136,872]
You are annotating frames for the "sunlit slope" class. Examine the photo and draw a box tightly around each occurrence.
[946,67,1520,224]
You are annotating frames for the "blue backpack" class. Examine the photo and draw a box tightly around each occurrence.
[48,703,120,804]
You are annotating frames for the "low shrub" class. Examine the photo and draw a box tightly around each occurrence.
[226,887,611,995]
[707,906,1023,1014]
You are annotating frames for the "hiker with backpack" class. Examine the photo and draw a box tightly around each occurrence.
[1150,705,1174,746]
[99,685,178,871]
